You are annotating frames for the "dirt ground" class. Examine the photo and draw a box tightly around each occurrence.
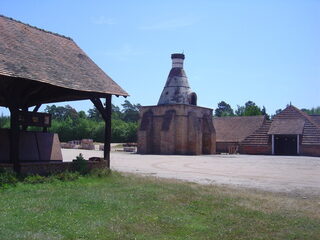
[62,149,320,196]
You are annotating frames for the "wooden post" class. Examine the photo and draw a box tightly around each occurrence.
[9,107,20,173]
[90,96,112,168]
[104,95,112,168]
[271,134,275,155]
[297,134,300,155]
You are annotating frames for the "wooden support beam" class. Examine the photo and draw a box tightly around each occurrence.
[90,98,108,121]
[9,106,20,173]
[33,104,41,113]
[104,95,112,168]
[90,96,112,168]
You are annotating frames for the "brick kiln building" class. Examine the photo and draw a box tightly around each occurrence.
[137,54,216,155]
[215,105,320,156]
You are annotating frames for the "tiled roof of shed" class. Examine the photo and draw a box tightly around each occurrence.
[268,119,305,135]
[273,106,320,145]
[240,120,272,146]
[213,115,265,142]
[241,105,320,146]
[0,15,128,104]
[311,115,320,126]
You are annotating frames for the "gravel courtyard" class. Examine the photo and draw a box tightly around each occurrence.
[62,149,320,196]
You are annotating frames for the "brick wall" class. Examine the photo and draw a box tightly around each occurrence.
[239,145,272,155]
[216,142,238,153]
[300,145,320,157]
[138,104,216,155]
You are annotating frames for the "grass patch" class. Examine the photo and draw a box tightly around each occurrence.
[0,172,319,240]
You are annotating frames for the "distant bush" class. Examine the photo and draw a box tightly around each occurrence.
[52,171,81,181]
[72,153,88,175]
[90,168,111,178]
[1,166,112,188]
[0,168,18,187]
[24,174,48,184]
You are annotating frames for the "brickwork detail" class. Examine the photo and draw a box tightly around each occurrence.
[137,104,216,155]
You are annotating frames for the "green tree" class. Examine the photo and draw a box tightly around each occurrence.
[45,105,78,121]
[44,101,141,143]
[301,107,320,115]
[215,101,234,117]
[235,105,245,116]
[88,106,102,121]
[0,114,10,128]
[236,101,263,116]
[121,100,141,122]
[261,106,270,120]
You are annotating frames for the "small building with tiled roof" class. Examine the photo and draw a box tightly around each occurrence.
[213,115,265,153]
[0,15,128,173]
[240,105,320,156]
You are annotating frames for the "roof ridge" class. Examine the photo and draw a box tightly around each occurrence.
[274,105,320,131]
[0,14,73,41]
[288,105,320,129]
[214,115,265,119]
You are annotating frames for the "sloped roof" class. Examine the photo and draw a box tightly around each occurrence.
[213,115,265,142]
[0,15,128,107]
[273,105,320,145]
[240,120,272,145]
[241,105,320,146]
[268,119,305,135]
[310,115,320,126]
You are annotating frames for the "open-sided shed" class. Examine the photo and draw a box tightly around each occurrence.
[0,15,128,172]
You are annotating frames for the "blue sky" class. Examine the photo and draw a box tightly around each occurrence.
[1,0,319,116]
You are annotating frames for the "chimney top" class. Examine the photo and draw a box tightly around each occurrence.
[171,53,185,59]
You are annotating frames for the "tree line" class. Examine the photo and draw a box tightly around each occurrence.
[214,100,270,119]
[0,100,141,143]
[0,100,319,143]
[215,101,320,119]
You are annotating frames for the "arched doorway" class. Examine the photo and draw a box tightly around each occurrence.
[189,92,197,106]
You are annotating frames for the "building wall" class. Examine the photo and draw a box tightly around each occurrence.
[300,145,320,157]
[239,145,272,155]
[238,144,320,157]
[216,142,239,154]
[137,104,216,155]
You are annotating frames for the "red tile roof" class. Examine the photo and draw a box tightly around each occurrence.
[311,115,320,126]
[0,15,128,107]
[240,120,272,146]
[268,119,305,135]
[213,115,265,142]
[241,105,320,146]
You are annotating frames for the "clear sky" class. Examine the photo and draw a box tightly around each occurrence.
[1,0,319,116]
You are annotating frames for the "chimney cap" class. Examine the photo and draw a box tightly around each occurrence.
[171,53,185,59]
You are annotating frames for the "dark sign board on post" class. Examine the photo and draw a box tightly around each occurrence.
[18,112,51,127]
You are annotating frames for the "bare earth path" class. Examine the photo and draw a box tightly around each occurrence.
[62,149,320,196]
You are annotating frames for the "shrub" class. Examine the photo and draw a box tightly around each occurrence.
[73,153,88,175]
[24,174,48,184]
[90,168,111,178]
[0,168,18,187]
[53,171,80,181]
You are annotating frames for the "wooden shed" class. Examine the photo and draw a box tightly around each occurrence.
[240,105,320,156]
[0,15,128,173]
